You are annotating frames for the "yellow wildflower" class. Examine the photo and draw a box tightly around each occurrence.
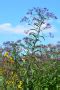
[9,56,14,63]
[4,52,9,57]
[11,81,14,84]
[18,84,22,89]
[9,57,13,60]
[11,71,13,75]
[13,73,17,78]
[18,81,23,89]
[6,80,14,85]
[0,68,3,75]
[6,80,11,85]
[19,81,23,85]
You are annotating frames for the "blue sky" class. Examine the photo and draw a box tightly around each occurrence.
[0,0,60,45]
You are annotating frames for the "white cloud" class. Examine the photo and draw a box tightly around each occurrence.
[0,22,57,35]
[0,22,59,44]
[0,23,27,35]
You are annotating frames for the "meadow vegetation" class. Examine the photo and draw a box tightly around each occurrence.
[0,7,60,90]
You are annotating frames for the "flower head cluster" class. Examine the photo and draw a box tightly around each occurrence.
[6,80,14,85]
[17,81,23,89]
[4,52,14,64]
[4,52,9,57]
[9,56,14,63]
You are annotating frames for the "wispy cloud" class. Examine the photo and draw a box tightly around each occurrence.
[0,22,57,35]
[0,23,27,35]
[0,22,59,44]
